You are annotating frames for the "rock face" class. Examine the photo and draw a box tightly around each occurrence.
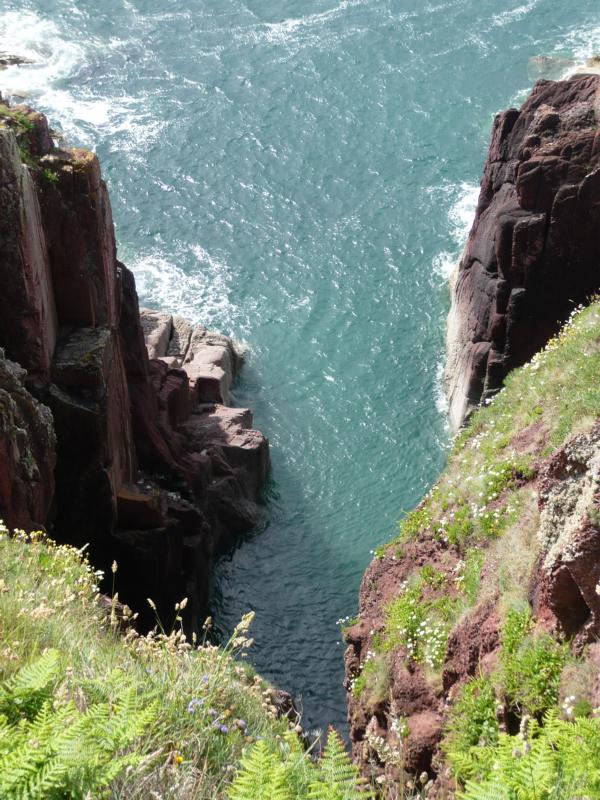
[0,103,269,630]
[0,350,55,531]
[531,423,600,646]
[446,74,600,429]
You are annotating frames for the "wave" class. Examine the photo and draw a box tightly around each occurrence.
[129,244,236,330]
[557,23,600,77]
[431,182,479,281]
[490,0,540,29]
[0,10,84,96]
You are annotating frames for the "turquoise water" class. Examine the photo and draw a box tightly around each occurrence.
[2,0,598,733]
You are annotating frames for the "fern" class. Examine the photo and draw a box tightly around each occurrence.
[308,728,371,800]
[228,728,370,800]
[228,740,293,800]
[0,649,60,723]
[0,654,156,799]
[457,711,600,800]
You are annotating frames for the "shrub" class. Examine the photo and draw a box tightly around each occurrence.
[228,728,371,800]
[0,651,155,799]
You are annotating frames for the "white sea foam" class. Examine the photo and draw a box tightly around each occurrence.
[131,244,236,329]
[435,359,449,416]
[0,8,157,151]
[0,10,84,96]
[491,0,540,29]
[448,182,480,246]
[432,182,479,280]
[556,23,600,77]
[238,0,366,50]
[0,9,110,145]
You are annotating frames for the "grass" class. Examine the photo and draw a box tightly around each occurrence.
[388,300,600,555]
[0,524,299,799]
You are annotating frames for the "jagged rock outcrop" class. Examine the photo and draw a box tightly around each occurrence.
[446,74,600,428]
[0,102,269,629]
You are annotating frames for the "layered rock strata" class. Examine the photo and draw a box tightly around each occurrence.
[446,74,600,429]
[0,102,269,630]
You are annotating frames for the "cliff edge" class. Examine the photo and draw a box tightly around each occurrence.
[0,100,269,630]
[446,74,600,429]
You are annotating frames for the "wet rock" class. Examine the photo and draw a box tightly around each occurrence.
[0,53,35,68]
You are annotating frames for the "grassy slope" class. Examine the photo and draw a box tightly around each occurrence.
[0,526,299,799]
[351,300,600,795]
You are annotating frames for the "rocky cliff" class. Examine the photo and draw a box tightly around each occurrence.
[446,73,600,429]
[345,74,600,796]
[0,100,269,630]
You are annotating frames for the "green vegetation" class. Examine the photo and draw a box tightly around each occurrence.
[499,609,568,718]
[0,651,155,799]
[383,572,454,671]
[352,302,600,793]
[42,167,59,183]
[0,525,368,799]
[444,676,499,783]
[457,712,600,800]
[228,728,370,800]
[387,301,600,555]
[0,103,38,168]
[0,103,35,133]
[228,729,372,800]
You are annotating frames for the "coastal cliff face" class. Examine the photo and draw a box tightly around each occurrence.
[346,74,600,796]
[0,101,269,629]
[446,74,600,429]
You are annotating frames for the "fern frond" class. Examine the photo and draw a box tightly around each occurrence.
[228,739,293,800]
[308,729,371,800]
[6,650,61,695]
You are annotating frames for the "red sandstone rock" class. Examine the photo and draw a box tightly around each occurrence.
[0,126,57,379]
[446,75,600,428]
[0,103,270,630]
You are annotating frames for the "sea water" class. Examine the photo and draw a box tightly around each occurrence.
[1,0,598,733]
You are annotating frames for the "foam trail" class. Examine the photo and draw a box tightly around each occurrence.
[433,182,479,281]
[491,0,540,29]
